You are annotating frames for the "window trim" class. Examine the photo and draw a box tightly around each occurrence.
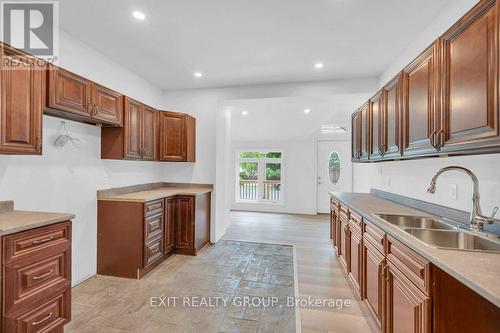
[235,150,285,205]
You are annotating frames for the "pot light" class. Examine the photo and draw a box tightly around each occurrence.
[241,110,248,116]
[314,63,324,69]
[304,108,311,114]
[194,72,203,78]
[132,11,146,20]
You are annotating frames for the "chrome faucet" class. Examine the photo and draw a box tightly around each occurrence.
[427,166,498,231]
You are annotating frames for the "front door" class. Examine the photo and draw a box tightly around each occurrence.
[317,140,352,213]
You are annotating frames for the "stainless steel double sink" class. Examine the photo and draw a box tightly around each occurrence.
[374,214,500,253]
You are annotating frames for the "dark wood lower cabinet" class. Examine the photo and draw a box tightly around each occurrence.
[97,192,211,279]
[384,261,431,333]
[2,221,72,333]
[164,197,176,255]
[362,238,385,330]
[339,217,350,274]
[348,229,362,297]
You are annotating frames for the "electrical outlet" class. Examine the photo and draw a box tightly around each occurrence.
[449,184,457,200]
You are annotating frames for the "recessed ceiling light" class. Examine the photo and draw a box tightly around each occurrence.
[194,72,203,78]
[132,11,146,20]
[314,63,324,69]
[304,108,311,114]
[241,110,248,116]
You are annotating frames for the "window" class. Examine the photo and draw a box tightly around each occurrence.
[237,151,284,203]
[329,151,341,184]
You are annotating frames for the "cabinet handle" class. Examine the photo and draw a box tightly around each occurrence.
[32,270,53,280]
[437,129,444,148]
[94,104,99,115]
[430,130,437,148]
[32,236,54,244]
[32,312,53,326]
[147,204,162,211]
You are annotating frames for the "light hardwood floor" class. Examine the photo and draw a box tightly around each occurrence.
[224,211,377,333]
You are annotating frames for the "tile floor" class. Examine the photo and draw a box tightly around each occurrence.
[68,240,296,333]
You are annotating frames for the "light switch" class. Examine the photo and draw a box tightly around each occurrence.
[449,184,457,200]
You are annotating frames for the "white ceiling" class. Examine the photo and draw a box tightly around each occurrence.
[229,95,369,141]
[60,0,451,90]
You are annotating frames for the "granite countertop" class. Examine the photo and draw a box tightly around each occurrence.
[97,183,213,203]
[330,192,500,308]
[0,201,75,236]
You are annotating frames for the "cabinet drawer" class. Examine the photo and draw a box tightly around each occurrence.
[144,213,163,242]
[386,235,431,294]
[3,222,71,264]
[363,222,385,253]
[349,210,363,235]
[339,205,349,222]
[144,199,164,217]
[144,237,163,267]
[4,290,70,333]
[4,251,70,314]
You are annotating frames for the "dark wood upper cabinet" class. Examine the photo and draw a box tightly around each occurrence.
[124,98,143,160]
[48,66,91,117]
[46,66,123,127]
[159,111,196,162]
[369,90,385,160]
[142,106,157,161]
[92,83,123,126]
[0,43,44,155]
[383,74,403,158]
[402,42,440,157]
[101,97,160,161]
[439,0,499,153]
[360,103,370,161]
[351,111,361,160]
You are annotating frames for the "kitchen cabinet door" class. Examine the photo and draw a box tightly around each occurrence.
[439,0,499,153]
[175,196,195,250]
[164,197,176,254]
[339,218,350,274]
[362,238,385,330]
[48,66,92,117]
[351,111,361,161]
[402,42,440,156]
[384,74,403,158]
[370,91,385,160]
[142,106,157,161]
[159,111,186,161]
[385,262,431,333]
[360,103,370,161]
[348,230,362,297]
[0,44,43,154]
[92,83,123,126]
[124,98,143,159]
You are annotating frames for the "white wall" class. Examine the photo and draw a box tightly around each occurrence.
[354,0,500,219]
[0,31,166,286]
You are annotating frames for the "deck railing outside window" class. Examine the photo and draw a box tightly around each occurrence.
[263,180,281,201]
[239,180,258,200]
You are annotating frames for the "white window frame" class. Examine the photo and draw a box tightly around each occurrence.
[236,150,285,205]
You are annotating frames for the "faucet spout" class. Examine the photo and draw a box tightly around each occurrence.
[427,166,493,231]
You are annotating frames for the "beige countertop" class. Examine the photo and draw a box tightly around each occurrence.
[0,201,74,236]
[98,186,212,203]
[330,192,500,308]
